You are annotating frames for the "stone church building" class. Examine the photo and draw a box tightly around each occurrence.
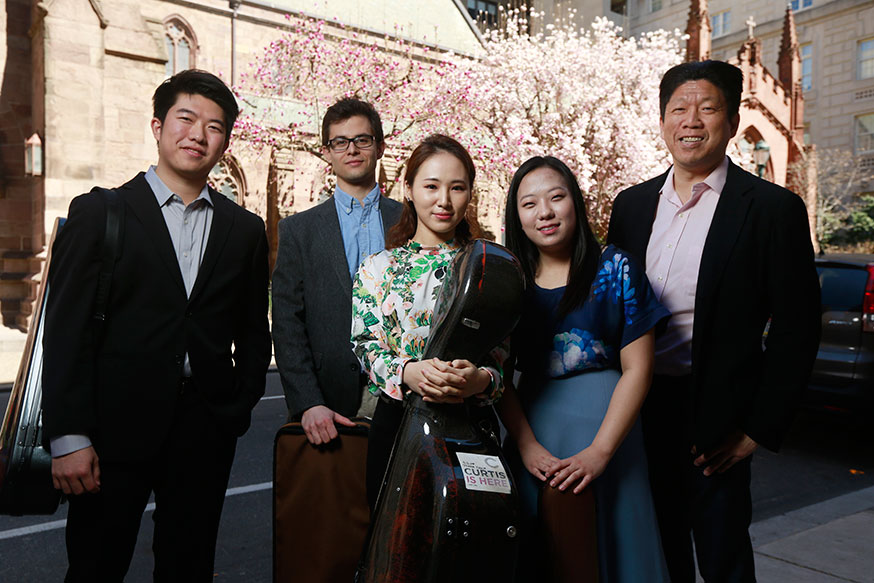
[0,0,484,330]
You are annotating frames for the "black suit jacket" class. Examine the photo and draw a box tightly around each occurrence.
[42,173,272,462]
[271,195,403,419]
[607,161,820,452]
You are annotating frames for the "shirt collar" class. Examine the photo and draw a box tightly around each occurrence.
[659,156,730,208]
[333,183,381,215]
[145,166,213,208]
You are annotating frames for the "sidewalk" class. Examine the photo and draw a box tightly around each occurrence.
[750,485,874,582]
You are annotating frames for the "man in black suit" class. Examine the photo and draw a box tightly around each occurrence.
[607,60,820,581]
[272,98,402,443]
[43,70,271,581]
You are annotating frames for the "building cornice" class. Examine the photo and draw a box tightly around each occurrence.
[157,0,484,58]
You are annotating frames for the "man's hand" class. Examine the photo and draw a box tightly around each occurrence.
[301,405,356,445]
[52,446,101,495]
[693,431,758,476]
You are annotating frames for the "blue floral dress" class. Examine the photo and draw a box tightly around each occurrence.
[509,245,671,583]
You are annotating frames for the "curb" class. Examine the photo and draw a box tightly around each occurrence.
[751,485,874,547]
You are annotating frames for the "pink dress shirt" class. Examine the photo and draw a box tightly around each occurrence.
[646,157,729,376]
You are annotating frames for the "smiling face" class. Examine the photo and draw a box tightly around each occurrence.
[406,151,471,247]
[516,166,577,257]
[151,93,229,187]
[660,79,739,181]
[323,115,385,198]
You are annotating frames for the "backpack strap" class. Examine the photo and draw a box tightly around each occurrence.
[92,187,124,326]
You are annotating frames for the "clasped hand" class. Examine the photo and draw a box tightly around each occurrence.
[403,358,490,404]
[520,440,610,495]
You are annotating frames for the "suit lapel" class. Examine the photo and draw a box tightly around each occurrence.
[380,196,403,235]
[122,174,187,296]
[692,162,755,356]
[628,181,662,261]
[318,199,353,298]
[189,188,234,303]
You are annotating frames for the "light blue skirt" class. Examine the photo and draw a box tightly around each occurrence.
[508,369,669,583]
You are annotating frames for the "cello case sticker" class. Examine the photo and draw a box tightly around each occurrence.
[456,452,512,494]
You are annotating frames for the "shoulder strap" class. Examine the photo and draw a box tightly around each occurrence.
[92,187,124,324]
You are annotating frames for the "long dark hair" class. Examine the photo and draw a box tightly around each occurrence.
[386,134,482,249]
[504,156,601,319]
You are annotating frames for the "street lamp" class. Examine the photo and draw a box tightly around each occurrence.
[753,140,770,179]
[24,133,42,176]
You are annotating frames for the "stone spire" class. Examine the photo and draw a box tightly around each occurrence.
[777,3,806,160]
[685,0,711,62]
[778,3,801,91]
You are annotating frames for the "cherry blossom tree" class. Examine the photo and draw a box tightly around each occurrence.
[234,15,466,201]
[439,10,684,235]
[236,10,684,236]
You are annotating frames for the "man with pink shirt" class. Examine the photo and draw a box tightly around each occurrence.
[608,60,820,582]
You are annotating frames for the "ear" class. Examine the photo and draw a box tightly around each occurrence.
[403,182,412,202]
[375,140,386,160]
[150,117,162,142]
[729,113,740,139]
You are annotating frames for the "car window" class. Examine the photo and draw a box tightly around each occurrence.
[817,266,868,312]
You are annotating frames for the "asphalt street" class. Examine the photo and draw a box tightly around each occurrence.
[0,371,871,581]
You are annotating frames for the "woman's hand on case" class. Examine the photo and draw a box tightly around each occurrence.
[405,358,464,403]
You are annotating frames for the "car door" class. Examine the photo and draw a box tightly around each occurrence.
[812,262,868,387]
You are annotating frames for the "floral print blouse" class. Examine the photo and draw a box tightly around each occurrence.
[351,240,506,401]
[512,245,670,379]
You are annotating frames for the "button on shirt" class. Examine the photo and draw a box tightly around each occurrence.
[145,165,213,376]
[334,184,386,280]
[646,156,728,376]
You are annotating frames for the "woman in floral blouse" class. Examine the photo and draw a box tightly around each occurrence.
[500,156,671,582]
[350,134,505,510]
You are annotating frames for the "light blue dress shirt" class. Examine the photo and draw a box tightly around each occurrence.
[333,184,386,280]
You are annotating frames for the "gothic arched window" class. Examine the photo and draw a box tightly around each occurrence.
[209,156,247,205]
[164,16,197,77]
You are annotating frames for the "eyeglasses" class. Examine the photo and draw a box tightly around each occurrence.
[326,134,376,152]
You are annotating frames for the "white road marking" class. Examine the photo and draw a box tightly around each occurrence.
[0,481,272,541]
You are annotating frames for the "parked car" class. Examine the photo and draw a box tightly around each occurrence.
[807,253,874,414]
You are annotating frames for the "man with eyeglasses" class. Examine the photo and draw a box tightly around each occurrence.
[272,98,403,443]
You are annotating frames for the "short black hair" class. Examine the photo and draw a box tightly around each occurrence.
[152,69,239,142]
[321,98,384,146]
[659,60,743,120]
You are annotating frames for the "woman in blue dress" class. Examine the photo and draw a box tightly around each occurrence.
[498,156,671,582]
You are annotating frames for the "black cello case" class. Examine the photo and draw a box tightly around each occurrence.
[0,218,65,516]
[359,239,525,583]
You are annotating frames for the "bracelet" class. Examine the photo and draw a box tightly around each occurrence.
[478,366,496,395]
